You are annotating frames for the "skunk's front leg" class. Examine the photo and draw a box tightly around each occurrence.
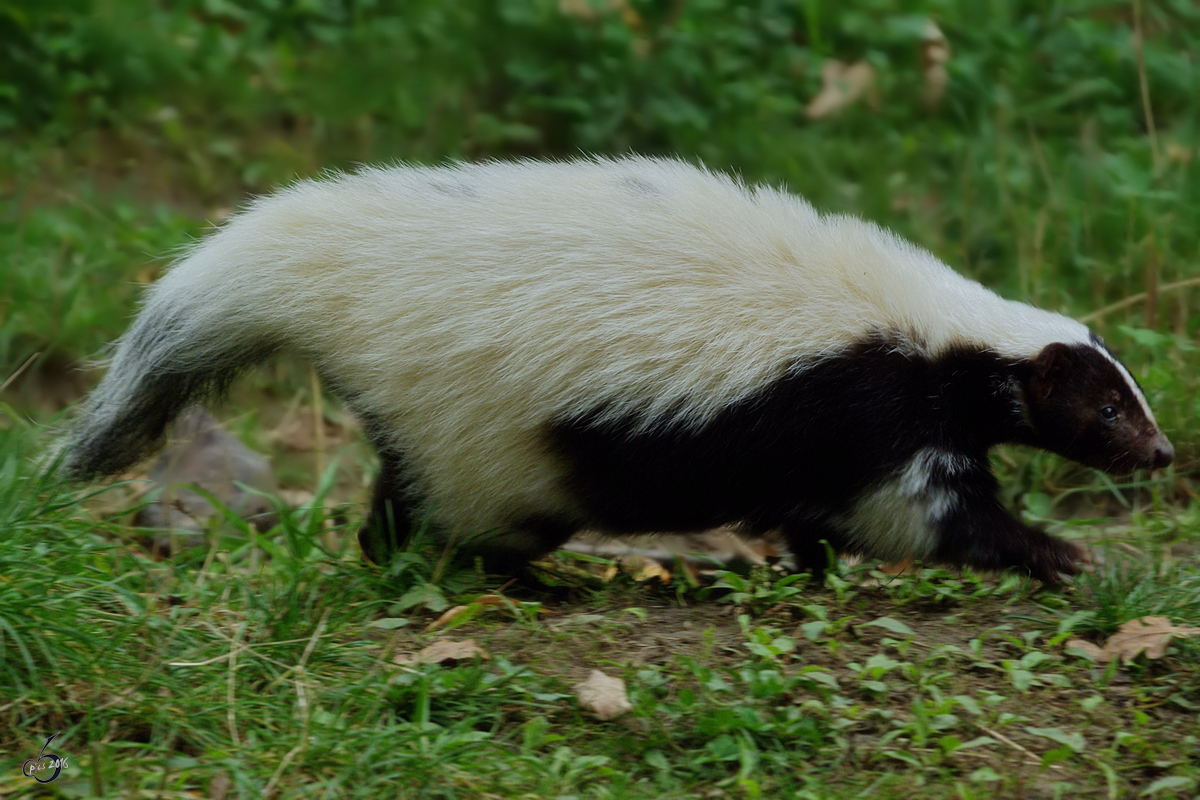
[936,494,1085,582]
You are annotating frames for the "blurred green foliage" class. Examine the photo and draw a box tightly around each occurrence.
[0,197,195,376]
[4,0,1197,280]
[0,1,1192,153]
[4,0,1199,151]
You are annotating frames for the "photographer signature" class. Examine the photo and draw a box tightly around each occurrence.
[22,733,68,784]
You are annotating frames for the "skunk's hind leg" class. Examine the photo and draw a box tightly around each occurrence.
[358,450,420,564]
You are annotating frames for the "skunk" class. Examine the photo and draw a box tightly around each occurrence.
[62,157,1174,580]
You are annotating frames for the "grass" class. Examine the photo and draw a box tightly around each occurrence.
[2,0,1200,797]
[1,455,1198,798]
[1,196,200,402]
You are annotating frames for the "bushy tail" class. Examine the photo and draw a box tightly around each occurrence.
[61,283,279,481]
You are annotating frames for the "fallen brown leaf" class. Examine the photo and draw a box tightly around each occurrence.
[424,595,516,632]
[558,0,643,29]
[272,410,352,452]
[558,0,596,20]
[619,554,671,584]
[395,638,489,666]
[424,604,472,632]
[276,488,315,508]
[1066,616,1200,663]
[805,60,876,120]
[574,669,633,720]
[879,558,914,576]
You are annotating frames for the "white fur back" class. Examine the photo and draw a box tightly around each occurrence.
[145,157,1093,534]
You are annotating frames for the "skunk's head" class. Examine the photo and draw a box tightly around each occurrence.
[1021,337,1173,474]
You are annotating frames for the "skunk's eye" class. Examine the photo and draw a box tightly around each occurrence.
[1100,405,1118,421]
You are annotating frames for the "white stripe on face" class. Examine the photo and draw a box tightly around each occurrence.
[1092,344,1157,425]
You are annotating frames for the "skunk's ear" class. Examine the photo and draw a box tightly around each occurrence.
[1028,342,1077,400]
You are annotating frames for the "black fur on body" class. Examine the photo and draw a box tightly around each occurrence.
[361,334,1173,582]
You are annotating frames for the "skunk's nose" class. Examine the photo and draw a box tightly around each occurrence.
[1152,436,1175,469]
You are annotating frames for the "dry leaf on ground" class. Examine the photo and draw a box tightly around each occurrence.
[805,60,875,119]
[424,595,514,632]
[276,488,315,508]
[558,0,596,19]
[559,0,643,30]
[566,527,771,571]
[879,558,914,576]
[1066,616,1200,663]
[272,410,352,452]
[394,638,489,666]
[619,554,671,584]
[574,669,633,720]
